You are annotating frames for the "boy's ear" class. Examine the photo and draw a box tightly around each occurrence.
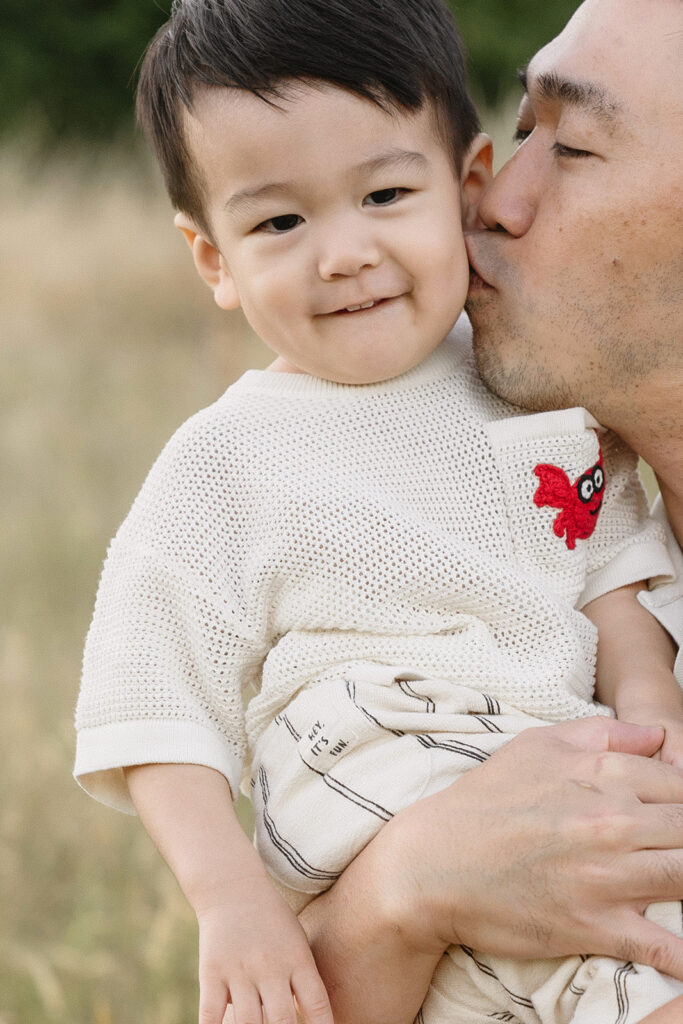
[173,212,240,311]
[460,133,494,230]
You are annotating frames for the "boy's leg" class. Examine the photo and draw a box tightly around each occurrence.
[250,666,534,898]
[252,671,683,1022]
[419,904,683,1024]
[562,900,683,1023]
[251,672,437,897]
[421,935,683,1024]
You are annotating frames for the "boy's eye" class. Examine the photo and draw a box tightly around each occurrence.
[364,188,405,207]
[255,214,303,233]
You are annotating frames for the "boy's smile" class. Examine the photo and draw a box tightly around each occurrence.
[182,83,490,384]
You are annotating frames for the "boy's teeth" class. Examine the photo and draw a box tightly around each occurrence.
[345,300,376,312]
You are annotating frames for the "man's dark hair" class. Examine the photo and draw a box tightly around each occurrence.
[136,0,480,242]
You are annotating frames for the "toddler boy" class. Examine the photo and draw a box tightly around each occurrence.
[75,1,682,1022]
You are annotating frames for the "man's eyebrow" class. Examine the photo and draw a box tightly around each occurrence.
[517,65,623,126]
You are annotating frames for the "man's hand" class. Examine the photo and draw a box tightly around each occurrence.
[391,718,683,965]
[301,718,683,1024]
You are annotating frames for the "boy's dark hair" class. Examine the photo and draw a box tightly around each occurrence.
[137,0,480,242]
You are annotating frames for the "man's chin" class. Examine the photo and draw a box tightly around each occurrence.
[471,333,567,414]
[471,341,524,407]
[466,306,517,398]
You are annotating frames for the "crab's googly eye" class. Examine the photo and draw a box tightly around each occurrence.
[592,466,605,493]
[577,476,595,503]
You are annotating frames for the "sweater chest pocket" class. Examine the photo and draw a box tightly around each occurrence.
[486,408,604,604]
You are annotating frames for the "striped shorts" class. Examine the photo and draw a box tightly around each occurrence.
[250,662,683,1023]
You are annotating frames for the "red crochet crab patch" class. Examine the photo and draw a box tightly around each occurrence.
[533,446,605,550]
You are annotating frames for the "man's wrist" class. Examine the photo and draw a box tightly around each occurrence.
[359,796,459,956]
[300,825,446,1024]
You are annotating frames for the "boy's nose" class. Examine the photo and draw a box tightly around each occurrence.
[317,227,382,280]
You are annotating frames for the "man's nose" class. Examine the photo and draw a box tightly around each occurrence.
[477,142,539,238]
[317,221,382,280]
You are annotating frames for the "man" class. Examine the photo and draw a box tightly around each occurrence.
[299,0,683,1021]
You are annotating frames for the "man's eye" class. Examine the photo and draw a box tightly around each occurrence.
[364,188,405,207]
[552,142,593,159]
[513,127,533,144]
[255,214,303,233]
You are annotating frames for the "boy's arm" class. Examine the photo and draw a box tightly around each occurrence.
[586,583,682,765]
[124,763,332,1024]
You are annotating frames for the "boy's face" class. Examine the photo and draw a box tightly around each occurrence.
[182,83,490,384]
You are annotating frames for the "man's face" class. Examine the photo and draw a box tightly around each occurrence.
[184,84,485,385]
[466,0,683,421]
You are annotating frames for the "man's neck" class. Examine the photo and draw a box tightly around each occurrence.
[656,476,683,550]
[602,378,683,549]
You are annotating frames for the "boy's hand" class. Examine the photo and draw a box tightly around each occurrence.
[123,765,332,1024]
[659,718,683,771]
[196,873,333,1024]
[647,713,683,772]
[619,702,683,772]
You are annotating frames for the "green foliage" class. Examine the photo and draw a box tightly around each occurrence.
[3,0,581,145]
[450,0,580,107]
[0,0,170,143]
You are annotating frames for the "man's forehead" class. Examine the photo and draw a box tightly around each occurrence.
[523,0,683,125]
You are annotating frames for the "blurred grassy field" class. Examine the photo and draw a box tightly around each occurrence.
[0,143,270,1024]
[1,109,657,1024]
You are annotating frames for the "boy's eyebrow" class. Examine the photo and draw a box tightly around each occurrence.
[354,148,430,176]
[517,65,624,127]
[225,182,296,215]
[224,149,429,215]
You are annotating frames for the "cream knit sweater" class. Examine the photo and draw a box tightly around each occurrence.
[75,318,672,812]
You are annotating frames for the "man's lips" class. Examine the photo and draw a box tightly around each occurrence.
[468,267,491,293]
[465,237,494,292]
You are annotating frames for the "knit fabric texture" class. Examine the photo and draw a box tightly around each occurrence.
[74,318,672,811]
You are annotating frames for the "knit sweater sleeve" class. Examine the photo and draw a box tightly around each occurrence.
[74,405,269,814]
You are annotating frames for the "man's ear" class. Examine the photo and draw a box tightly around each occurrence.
[173,212,240,310]
[460,134,494,230]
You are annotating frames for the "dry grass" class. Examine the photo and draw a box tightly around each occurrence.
[1,108,657,1023]
[1,145,268,1024]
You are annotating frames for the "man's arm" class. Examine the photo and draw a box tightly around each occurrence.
[301,718,683,1024]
